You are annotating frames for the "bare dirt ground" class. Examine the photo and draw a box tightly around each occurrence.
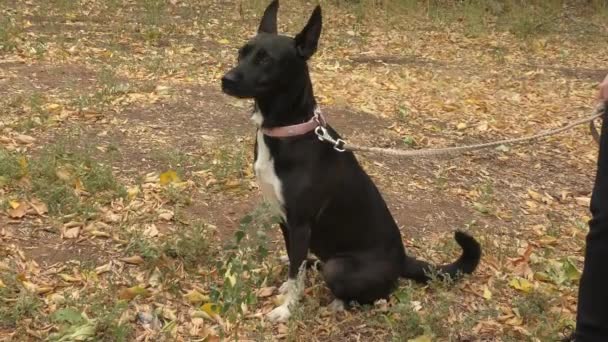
[1,1,607,341]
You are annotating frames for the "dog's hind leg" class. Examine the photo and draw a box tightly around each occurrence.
[322,254,399,306]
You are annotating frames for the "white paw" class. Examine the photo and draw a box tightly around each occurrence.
[328,299,345,312]
[278,281,291,294]
[267,305,291,322]
[278,255,290,264]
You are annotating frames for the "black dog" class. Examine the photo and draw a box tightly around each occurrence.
[221,0,481,322]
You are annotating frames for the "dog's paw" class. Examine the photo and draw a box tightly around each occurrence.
[267,305,291,322]
[328,299,345,312]
[278,281,291,294]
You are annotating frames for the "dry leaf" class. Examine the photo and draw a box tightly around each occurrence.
[8,202,28,218]
[95,263,112,275]
[55,168,73,181]
[256,286,276,298]
[59,274,81,282]
[15,134,36,144]
[158,210,174,221]
[29,199,48,215]
[575,197,591,207]
[120,255,145,265]
[63,227,81,239]
[408,334,432,342]
[143,224,159,238]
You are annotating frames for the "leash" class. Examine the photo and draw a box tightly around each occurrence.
[314,104,605,158]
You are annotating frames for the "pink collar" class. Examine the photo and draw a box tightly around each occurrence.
[261,108,326,138]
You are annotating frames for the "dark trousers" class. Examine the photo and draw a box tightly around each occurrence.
[575,105,608,340]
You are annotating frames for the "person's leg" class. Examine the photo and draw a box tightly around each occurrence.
[575,104,608,341]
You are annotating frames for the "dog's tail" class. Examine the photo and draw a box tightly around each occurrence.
[401,231,481,283]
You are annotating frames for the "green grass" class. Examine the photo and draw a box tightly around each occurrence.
[0,16,20,52]
[1,140,126,217]
[125,221,210,269]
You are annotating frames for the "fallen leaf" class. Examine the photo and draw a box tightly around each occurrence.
[118,285,150,301]
[158,210,174,221]
[7,202,28,218]
[148,267,162,287]
[575,197,591,207]
[408,334,432,342]
[184,290,209,304]
[483,286,492,300]
[127,186,140,199]
[15,134,36,144]
[59,274,81,283]
[29,199,48,215]
[63,227,81,239]
[55,168,73,181]
[21,281,37,292]
[160,170,181,185]
[143,224,159,238]
[120,255,145,265]
[563,258,581,282]
[509,277,534,293]
[256,286,276,298]
[52,307,85,324]
[95,263,112,275]
[200,302,222,323]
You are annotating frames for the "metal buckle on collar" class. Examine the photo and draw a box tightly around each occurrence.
[314,125,346,152]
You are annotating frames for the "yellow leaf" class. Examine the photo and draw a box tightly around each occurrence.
[408,334,432,342]
[201,303,220,318]
[36,286,54,295]
[509,277,533,293]
[159,170,181,185]
[9,200,20,209]
[483,286,492,300]
[184,290,209,304]
[21,281,38,292]
[218,38,230,45]
[18,156,28,174]
[118,285,150,301]
[127,186,139,199]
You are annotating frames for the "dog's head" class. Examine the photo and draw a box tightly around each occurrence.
[221,0,322,99]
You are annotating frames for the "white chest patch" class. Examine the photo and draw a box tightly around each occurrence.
[253,112,285,218]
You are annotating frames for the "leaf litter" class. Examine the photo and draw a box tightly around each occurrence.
[0,0,607,341]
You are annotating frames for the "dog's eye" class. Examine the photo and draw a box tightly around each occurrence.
[238,45,252,60]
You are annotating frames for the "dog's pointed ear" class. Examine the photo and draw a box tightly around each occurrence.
[295,5,322,60]
[258,0,279,34]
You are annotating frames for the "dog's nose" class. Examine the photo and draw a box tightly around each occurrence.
[221,71,241,89]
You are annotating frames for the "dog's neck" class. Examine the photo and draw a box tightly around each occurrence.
[253,69,316,129]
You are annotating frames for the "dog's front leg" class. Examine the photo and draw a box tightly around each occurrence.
[267,223,310,322]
